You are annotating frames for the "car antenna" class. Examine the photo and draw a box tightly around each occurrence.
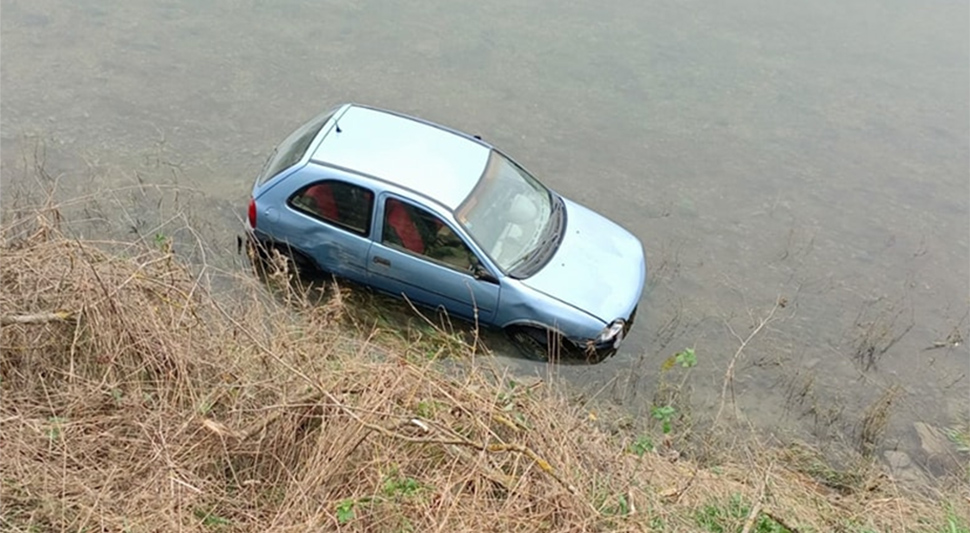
[335,120,342,133]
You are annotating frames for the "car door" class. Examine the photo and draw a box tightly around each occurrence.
[367,195,500,323]
[285,179,375,282]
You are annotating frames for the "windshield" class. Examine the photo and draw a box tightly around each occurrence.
[456,150,553,272]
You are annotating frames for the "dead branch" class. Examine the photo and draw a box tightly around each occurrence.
[763,511,801,533]
[208,296,581,500]
[235,389,325,441]
[673,466,699,504]
[319,388,581,498]
[741,462,772,533]
[1,311,75,325]
[714,300,781,427]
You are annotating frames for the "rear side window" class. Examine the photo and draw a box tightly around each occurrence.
[289,180,374,236]
[257,110,335,186]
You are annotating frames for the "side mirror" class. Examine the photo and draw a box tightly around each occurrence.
[472,264,498,284]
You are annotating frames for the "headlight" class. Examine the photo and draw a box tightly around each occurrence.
[596,319,626,348]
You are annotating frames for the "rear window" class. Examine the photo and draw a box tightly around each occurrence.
[256,110,335,186]
[288,180,375,237]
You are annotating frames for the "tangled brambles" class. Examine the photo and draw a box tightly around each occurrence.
[1,207,966,532]
[0,210,628,531]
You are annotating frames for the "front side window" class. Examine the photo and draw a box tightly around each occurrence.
[257,110,335,186]
[455,150,553,272]
[382,198,477,272]
[290,181,374,236]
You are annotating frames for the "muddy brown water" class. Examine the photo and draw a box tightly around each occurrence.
[2,0,968,480]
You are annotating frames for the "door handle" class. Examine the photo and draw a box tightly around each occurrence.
[373,256,391,267]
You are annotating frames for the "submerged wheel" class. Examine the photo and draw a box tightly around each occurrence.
[277,247,316,278]
[506,326,565,362]
[249,240,318,280]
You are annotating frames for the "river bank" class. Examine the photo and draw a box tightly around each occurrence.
[1,202,966,532]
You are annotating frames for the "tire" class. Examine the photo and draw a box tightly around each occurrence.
[584,345,616,365]
[506,326,564,362]
[277,246,317,278]
[250,240,318,280]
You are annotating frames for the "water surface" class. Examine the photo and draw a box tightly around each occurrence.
[2,0,967,477]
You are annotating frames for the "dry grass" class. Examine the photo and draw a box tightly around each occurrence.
[1,206,967,532]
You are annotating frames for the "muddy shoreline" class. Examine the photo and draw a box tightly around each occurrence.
[2,203,967,531]
[2,147,967,490]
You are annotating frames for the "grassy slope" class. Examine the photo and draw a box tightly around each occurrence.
[1,212,967,532]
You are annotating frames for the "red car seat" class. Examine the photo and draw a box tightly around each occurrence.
[305,183,339,221]
[386,200,425,254]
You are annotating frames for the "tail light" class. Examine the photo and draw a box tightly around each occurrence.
[247,198,257,228]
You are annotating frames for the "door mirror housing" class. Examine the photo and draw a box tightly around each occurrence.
[472,264,499,284]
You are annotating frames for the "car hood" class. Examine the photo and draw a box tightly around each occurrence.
[520,198,646,324]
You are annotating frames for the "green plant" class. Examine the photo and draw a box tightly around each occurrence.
[110,388,123,406]
[495,384,531,430]
[629,434,654,457]
[197,399,213,416]
[47,416,65,443]
[396,517,416,533]
[598,493,631,517]
[694,494,790,533]
[193,508,231,528]
[694,498,741,532]
[415,400,435,418]
[382,475,423,498]
[945,425,970,454]
[153,232,169,250]
[651,405,676,435]
[942,502,970,533]
[661,347,698,372]
[613,494,631,517]
[335,499,356,525]
[675,347,697,368]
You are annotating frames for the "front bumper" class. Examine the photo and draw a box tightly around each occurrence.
[582,306,638,363]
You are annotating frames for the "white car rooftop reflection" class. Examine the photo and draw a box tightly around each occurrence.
[312,105,490,209]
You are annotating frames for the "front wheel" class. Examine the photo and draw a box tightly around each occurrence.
[505,326,566,362]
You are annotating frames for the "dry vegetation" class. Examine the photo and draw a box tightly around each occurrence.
[1,206,967,532]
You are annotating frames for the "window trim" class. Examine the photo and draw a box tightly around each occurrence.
[287,179,375,237]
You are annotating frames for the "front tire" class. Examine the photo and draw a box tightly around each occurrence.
[506,326,564,362]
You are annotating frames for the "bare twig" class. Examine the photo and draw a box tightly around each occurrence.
[714,300,781,427]
[1,311,75,325]
[208,290,582,499]
[234,389,325,441]
[317,387,582,498]
[763,511,801,533]
[673,466,699,504]
[741,462,772,533]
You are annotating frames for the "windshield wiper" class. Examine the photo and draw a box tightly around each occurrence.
[509,195,565,278]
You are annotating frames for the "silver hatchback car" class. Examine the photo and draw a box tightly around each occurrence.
[246,103,646,363]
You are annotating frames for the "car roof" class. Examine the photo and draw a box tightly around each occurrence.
[310,104,490,210]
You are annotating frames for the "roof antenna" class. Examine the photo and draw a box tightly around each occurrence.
[335,120,342,133]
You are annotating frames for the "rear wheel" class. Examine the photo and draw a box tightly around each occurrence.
[249,240,319,280]
[276,246,317,278]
